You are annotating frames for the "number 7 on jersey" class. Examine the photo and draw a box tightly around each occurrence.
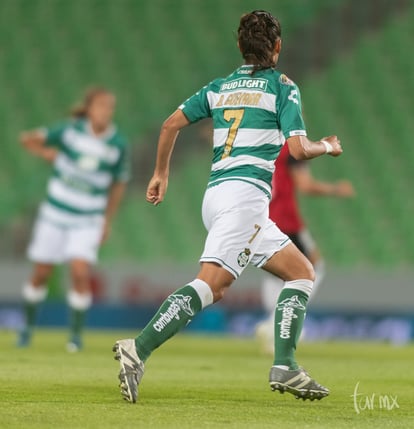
[221,109,245,159]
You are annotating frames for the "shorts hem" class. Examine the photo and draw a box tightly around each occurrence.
[199,256,239,279]
[254,237,292,268]
[28,256,63,265]
[28,253,97,265]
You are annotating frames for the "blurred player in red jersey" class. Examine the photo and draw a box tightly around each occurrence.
[256,143,354,353]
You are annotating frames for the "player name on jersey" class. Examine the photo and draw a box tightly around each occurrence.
[216,92,262,107]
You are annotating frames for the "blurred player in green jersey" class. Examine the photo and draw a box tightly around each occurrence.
[114,10,344,402]
[18,87,130,351]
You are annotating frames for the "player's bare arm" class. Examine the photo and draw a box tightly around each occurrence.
[20,130,58,163]
[146,109,190,206]
[287,134,342,160]
[291,166,355,197]
[102,181,127,243]
[333,180,355,197]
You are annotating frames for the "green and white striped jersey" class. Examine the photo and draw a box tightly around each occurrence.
[179,65,306,198]
[40,119,130,225]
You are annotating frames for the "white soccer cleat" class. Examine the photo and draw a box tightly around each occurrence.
[113,339,145,403]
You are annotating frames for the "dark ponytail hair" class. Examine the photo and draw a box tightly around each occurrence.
[70,86,112,119]
[237,10,282,73]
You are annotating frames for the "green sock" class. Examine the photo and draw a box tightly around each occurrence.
[69,308,87,339]
[21,283,47,334]
[135,285,203,362]
[273,287,309,370]
[23,302,39,332]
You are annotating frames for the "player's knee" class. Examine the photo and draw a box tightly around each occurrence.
[296,258,315,282]
[210,280,232,303]
[212,287,226,303]
[305,261,315,282]
[197,262,234,303]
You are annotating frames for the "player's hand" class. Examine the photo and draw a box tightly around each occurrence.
[322,135,343,157]
[334,180,355,197]
[146,175,168,206]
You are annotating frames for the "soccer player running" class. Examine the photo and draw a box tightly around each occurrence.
[114,10,343,402]
[18,87,130,351]
[257,143,355,353]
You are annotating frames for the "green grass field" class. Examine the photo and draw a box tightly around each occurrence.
[1,329,413,429]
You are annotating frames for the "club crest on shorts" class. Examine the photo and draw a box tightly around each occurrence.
[237,248,251,267]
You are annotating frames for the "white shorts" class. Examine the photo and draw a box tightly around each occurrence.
[200,181,291,278]
[27,214,104,264]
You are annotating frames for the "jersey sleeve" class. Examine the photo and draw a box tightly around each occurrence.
[276,77,307,139]
[112,141,131,183]
[45,122,67,148]
[178,82,213,123]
